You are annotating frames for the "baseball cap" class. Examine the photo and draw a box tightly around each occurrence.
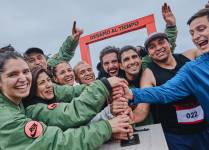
[144,32,169,50]
[24,47,44,57]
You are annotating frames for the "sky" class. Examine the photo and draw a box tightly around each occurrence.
[0,0,206,73]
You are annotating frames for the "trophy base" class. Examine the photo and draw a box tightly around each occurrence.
[120,134,140,147]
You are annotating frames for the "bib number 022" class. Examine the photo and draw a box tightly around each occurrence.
[186,111,198,119]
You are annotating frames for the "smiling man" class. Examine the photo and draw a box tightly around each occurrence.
[97,46,122,79]
[119,45,142,86]
[74,61,96,85]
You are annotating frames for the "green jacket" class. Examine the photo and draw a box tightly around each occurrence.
[47,35,78,68]
[25,80,110,130]
[0,92,112,150]
[54,83,86,102]
[142,26,178,69]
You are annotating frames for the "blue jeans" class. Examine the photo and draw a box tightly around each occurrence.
[164,128,209,150]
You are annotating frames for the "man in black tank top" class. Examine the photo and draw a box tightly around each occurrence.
[140,32,209,150]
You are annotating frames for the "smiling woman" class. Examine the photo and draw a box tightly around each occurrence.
[0,51,32,104]
[29,67,55,100]
[52,61,75,86]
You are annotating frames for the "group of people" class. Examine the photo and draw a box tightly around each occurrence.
[0,2,209,150]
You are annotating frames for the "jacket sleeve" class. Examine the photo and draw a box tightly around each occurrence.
[0,107,111,150]
[90,105,114,124]
[54,80,109,103]
[131,63,192,104]
[47,35,78,66]
[54,84,86,102]
[165,26,178,52]
[141,26,178,70]
[25,80,110,130]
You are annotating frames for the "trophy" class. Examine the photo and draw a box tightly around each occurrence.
[111,83,140,147]
[120,104,140,147]
[120,132,140,147]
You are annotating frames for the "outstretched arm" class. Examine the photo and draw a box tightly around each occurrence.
[131,64,193,105]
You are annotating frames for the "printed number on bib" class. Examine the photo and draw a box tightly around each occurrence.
[176,105,204,124]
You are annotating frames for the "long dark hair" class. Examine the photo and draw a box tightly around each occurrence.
[25,66,50,100]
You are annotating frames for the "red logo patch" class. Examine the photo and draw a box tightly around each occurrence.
[47,103,58,110]
[24,121,43,138]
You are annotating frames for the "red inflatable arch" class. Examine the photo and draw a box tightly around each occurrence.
[79,14,157,65]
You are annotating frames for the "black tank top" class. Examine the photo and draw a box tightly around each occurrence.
[148,54,208,134]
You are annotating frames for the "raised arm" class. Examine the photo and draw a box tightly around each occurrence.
[142,3,177,69]
[47,21,83,67]
[162,3,177,52]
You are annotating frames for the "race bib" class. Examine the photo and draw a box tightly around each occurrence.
[175,105,204,124]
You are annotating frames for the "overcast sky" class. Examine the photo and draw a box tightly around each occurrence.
[0,0,206,73]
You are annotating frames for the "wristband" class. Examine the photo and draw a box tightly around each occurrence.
[166,25,176,28]
[100,77,112,93]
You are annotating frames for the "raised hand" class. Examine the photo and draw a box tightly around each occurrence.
[162,3,176,26]
[72,21,83,41]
